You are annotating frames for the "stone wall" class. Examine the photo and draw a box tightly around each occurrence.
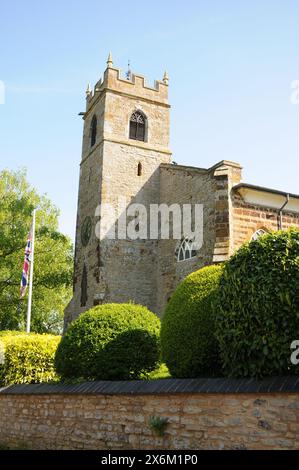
[67,60,172,323]
[72,143,104,317]
[156,160,243,313]
[0,378,298,450]
[97,67,171,314]
[157,164,217,312]
[212,161,242,262]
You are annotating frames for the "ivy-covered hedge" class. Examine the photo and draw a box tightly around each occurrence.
[215,228,299,378]
[161,265,223,378]
[0,332,60,386]
[55,303,161,380]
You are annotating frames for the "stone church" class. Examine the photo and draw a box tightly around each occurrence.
[64,54,299,328]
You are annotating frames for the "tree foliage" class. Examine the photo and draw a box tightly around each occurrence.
[0,169,73,333]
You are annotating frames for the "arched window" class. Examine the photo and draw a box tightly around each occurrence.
[137,162,142,176]
[176,237,197,262]
[80,264,88,307]
[129,111,146,142]
[251,228,267,241]
[90,115,97,147]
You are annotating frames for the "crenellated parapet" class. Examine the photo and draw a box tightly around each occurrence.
[85,53,169,113]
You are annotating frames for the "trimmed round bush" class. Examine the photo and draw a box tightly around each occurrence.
[215,228,299,378]
[161,265,223,378]
[0,332,60,386]
[55,303,161,380]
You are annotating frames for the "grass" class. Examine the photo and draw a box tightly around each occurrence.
[0,444,10,450]
[147,363,171,380]
[51,363,171,385]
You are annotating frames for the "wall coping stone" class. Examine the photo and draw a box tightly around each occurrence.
[1,376,299,396]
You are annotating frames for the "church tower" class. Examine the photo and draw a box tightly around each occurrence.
[65,54,171,326]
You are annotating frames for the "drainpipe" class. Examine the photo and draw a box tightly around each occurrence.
[278,194,290,230]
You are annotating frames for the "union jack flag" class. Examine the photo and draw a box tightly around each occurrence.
[20,225,33,298]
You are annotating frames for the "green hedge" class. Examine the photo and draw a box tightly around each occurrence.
[0,330,25,337]
[55,303,161,380]
[161,265,223,378]
[215,228,299,378]
[0,332,60,386]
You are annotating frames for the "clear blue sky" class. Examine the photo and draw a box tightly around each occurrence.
[1,0,299,240]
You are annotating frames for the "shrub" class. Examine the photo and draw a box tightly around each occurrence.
[0,330,25,337]
[0,332,60,386]
[215,228,299,378]
[148,416,169,437]
[55,303,161,380]
[161,265,223,378]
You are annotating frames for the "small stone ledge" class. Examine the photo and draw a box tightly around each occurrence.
[1,376,299,396]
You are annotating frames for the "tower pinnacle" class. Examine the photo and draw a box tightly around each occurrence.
[86,83,92,97]
[163,71,169,85]
[107,52,113,68]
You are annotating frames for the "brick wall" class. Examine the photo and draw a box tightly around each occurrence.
[0,378,298,450]
[232,192,299,250]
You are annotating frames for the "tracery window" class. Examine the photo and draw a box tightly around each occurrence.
[251,229,267,241]
[129,111,146,141]
[176,237,197,262]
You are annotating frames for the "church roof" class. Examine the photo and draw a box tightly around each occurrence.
[233,183,299,214]
[233,183,299,200]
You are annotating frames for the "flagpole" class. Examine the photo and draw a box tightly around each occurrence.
[26,209,36,333]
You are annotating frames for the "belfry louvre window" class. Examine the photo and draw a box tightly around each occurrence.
[129,111,146,141]
[90,115,97,147]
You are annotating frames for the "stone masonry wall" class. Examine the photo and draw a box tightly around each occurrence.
[98,76,171,313]
[157,164,217,313]
[68,61,171,321]
[0,386,298,450]
[100,141,169,313]
[156,160,243,314]
[71,143,104,319]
